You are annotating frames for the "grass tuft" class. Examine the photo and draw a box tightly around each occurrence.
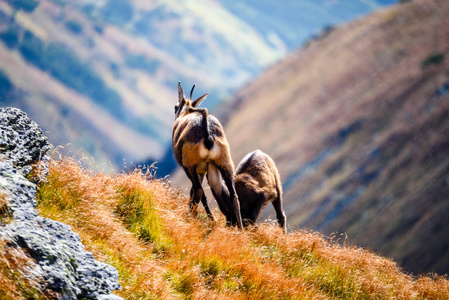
[114,182,172,252]
[0,192,13,225]
[0,240,55,299]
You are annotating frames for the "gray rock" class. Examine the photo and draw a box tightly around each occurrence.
[98,295,125,300]
[0,107,122,299]
[0,107,52,178]
[0,160,39,220]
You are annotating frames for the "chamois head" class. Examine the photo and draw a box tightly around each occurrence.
[174,82,208,120]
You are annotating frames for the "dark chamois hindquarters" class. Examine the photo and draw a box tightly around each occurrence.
[172,82,243,229]
[235,150,287,233]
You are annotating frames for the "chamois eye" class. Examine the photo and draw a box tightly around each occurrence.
[174,105,179,112]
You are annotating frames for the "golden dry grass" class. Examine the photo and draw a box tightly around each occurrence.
[0,239,55,300]
[30,155,449,299]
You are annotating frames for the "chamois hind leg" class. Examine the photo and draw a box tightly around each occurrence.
[272,195,287,233]
[184,167,213,219]
[207,164,234,222]
[218,165,243,229]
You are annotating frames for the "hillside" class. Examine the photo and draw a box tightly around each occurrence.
[4,154,449,299]
[1,106,448,299]
[0,0,395,170]
[208,0,449,275]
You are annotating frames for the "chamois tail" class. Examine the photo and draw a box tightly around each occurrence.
[202,109,214,150]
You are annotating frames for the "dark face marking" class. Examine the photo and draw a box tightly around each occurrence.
[174,100,185,120]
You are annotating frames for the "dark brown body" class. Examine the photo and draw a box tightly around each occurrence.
[235,150,287,233]
[172,83,243,228]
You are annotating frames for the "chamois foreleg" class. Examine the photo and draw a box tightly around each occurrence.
[184,167,213,220]
[189,185,214,220]
[272,195,287,233]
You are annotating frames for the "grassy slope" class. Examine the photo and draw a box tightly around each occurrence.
[218,0,449,274]
[4,155,440,299]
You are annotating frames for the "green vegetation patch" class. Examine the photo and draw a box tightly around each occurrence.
[36,170,84,220]
[115,185,172,252]
[199,256,229,278]
[197,255,239,291]
[284,251,371,299]
[164,270,196,298]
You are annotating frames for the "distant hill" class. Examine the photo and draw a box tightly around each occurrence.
[212,0,449,275]
[0,0,395,170]
[220,0,397,51]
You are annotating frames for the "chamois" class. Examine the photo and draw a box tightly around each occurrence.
[172,82,243,229]
[235,150,287,233]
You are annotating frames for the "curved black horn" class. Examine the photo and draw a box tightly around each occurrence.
[189,84,196,100]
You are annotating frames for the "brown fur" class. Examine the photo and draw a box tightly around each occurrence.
[235,150,287,233]
[172,82,243,228]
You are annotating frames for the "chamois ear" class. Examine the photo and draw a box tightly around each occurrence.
[192,93,209,108]
[177,81,185,104]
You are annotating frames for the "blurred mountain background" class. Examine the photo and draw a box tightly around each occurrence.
[3,0,449,276]
[0,0,395,169]
[217,0,449,275]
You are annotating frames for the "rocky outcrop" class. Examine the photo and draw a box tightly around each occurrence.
[0,107,121,299]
